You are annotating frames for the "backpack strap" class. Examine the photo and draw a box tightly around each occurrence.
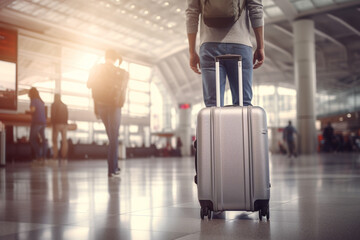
[236,0,247,23]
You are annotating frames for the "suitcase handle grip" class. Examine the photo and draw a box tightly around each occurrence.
[215,54,243,107]
[215,55,242,62]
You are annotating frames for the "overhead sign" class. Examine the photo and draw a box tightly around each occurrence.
[179,103,191,109]
[0,28,17,62]
[0,27,18,110]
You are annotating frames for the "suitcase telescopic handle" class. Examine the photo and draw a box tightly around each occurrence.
[215,55,242,62]
[215,54,243,107]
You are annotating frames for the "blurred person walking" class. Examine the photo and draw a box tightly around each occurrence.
[283,121,298,158]
[87,49,129,178]
[323,122,334,152]
[186,0,265,107]
[51,94,68,160]
[27,87,47,163]
[176,136,183,157]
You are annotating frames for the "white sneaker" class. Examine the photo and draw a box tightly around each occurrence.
[108,172,121,178]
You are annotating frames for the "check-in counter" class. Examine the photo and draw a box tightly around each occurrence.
[0,113,77,130]
[0,113,77,164]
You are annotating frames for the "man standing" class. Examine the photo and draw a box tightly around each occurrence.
[283,121,298,158]
[51,94,68,160]
[323,122,334,152]
[186,0,265,107]
[87,49,129,178]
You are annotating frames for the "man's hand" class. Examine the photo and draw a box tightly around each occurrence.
[253,48,265,69]
[252,26,265,69]
[190,52,201,74]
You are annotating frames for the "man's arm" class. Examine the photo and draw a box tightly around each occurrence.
[188,32,201,74]
[64,104,68,124]
[26,106,35,115]
[50,104,55,124]
[247,0,265,69]
[186,0,201,74]
[253,26,265,69]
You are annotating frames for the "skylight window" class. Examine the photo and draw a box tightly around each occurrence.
[263,0,276,7]
[313,0,334,7]
[263,0,284,18]
[264,6,284,17]
[289,0,316,11]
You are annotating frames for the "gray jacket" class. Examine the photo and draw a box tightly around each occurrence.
[186,0,264,47]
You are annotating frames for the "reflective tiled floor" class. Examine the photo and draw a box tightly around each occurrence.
[1,153,360,240]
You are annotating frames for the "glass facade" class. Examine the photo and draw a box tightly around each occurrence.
[317,87,360,117]
[289,0,357,12]
[16,35,154,148]
[13,34,360,150]
[223,85,296,128]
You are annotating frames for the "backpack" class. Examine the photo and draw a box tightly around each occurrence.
[88,63,129,108]
[51,101,68,124]
[200,0,246,28]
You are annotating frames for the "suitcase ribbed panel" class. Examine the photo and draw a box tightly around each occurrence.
[243,107,251,210]
[214,107,247,211]
[197,108,213,202]
[250,107,271,204]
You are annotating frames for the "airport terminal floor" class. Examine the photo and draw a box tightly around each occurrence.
[1,153,360,240]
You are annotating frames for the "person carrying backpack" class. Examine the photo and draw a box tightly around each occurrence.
[51,94,68,160]
[186,0,265,107]
[87,49,129,178]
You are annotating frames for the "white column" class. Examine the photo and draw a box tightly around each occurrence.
[293,19,317,154]
[274,85,279,127]
[139,126,145,146]
[55,50,62,94]
[0,122,6,167]
[177,105,192,156]
[124,125,130,147]
[55,75,61,94]
[89,122,94,143]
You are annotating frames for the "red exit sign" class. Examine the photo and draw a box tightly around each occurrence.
[179,103,191,109]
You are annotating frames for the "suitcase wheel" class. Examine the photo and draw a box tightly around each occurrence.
[207,209,212,219]
[200,207,212,220]
[258,205,270,221]
[258,209,263,221]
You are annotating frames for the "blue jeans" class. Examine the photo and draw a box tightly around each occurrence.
[29,123,46,159]
[199,43,253,107]
[96,103,121,175]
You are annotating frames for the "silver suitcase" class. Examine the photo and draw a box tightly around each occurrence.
[196,55,271,220]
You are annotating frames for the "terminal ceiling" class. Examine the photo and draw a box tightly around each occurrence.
[0,0,359,105]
